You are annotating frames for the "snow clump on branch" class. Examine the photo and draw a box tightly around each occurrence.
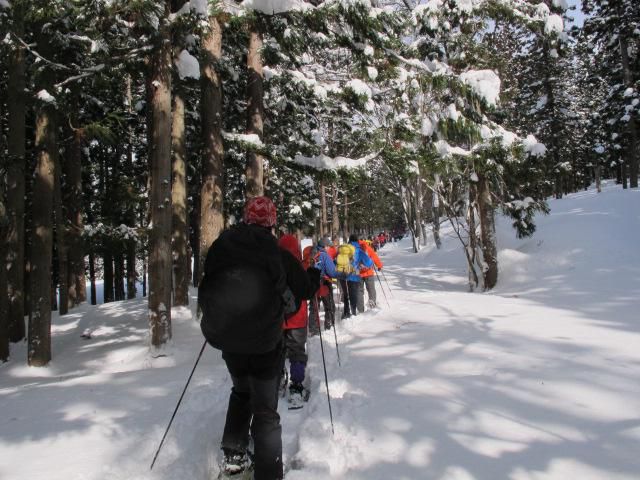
[459,70,501,107]
[175,50,200,80]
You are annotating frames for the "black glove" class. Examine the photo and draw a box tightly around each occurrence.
[306,267,321,294]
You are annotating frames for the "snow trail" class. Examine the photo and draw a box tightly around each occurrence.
[1,182,639,479]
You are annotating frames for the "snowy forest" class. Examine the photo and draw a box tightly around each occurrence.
[0,0,638,368]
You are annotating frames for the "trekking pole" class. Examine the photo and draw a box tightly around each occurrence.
[150,339,207,470]
[313,296,335,435]
[331,303,342,367]
[380,269,394,298]
[374,270,391,308]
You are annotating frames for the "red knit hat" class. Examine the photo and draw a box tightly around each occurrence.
[243,196,277,227]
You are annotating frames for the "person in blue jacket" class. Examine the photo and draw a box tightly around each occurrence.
[309,237,338,334]
[346,234,373,316]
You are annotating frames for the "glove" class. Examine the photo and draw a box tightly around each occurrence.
[306,267,321,294]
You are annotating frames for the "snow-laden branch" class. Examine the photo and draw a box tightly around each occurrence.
[293,151,380,170]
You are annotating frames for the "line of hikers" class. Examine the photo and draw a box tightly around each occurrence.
[304,233,384,336]
[198,196,387,480]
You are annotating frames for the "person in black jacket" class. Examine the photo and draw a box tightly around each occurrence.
[199,196,319,480]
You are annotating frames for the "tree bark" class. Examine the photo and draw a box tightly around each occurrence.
[66,125,86,307]
[467,183,479,292]
[29,78,57,367]
[320,181,328,237]
[6,0,27,342]
[620,34,639,188]
[0,178,9,361]
[415,175,425,249]
[432,175,442,249]
[148,2,174,348]
[89,249,97,305]
[477,172,498,290]
[115,251,126,301]
[125,76,137,300]
[199,15,225,285]
[331,183,340,239]
[54,155,68,315]
[343,190,349,241]
[172,87,190,306]
[245,25,265,198]
[104,251,114,303]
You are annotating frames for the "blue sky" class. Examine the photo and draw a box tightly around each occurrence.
[568,0,586,27]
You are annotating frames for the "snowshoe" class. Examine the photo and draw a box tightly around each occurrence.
[287,382,310,410]
[217,449,253,480]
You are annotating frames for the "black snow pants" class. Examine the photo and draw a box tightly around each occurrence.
[221,342,285,480]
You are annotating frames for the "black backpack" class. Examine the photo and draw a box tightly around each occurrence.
[199,225,287,354]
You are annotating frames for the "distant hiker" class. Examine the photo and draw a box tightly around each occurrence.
[336,234,373,317]
[278,234,314,409]
[198,196,320,480]
[335,241,356,318]
[308,237,338,335]
[358,239,383,308]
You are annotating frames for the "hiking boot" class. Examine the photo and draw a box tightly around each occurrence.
[221,448,250,476]
[368,300,377,309]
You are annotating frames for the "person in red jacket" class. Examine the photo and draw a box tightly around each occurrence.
[278,234,311,408]
[359,239,383,309]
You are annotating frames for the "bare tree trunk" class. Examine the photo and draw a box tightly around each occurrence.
[199,15,225,286]
[467,183,479,292]
[125,76,137,300]
[54,156,68,315]
[172,87,190,306]
[400,185,419,253]
[477,172,498,290]
[331,183,340,239]
[143,257,147,298]
[66,125,85,307]
[0,178,9,361]
[620,35,639,188]
[191,192,201,285]
[6,1,26,342]
[415,176,425,248]
[104,251,114,303]
[320,181,328,237]
[114,251,125,301]
[148,1,173,348]
[89,249,97,305]
[432,175,442,249]
[555,174,563,199]
[343,190,349,241]
[29,73,57,366]
[595,165,602,193]
[245,25,264,198]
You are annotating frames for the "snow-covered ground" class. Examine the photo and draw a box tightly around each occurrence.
[1,182,639,480]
